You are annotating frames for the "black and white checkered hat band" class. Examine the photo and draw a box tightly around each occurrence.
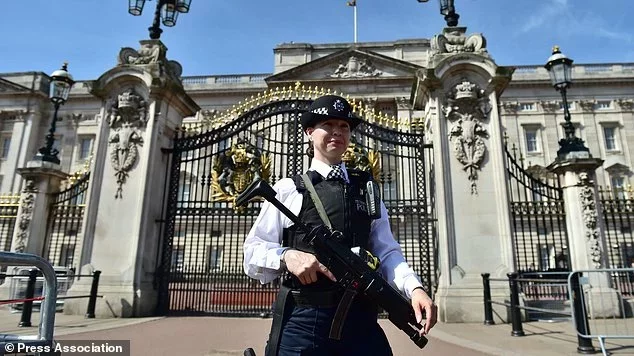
[309,107,356,117]
[310,107,329,115]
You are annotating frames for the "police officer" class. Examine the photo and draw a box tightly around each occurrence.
[243,94,437,355]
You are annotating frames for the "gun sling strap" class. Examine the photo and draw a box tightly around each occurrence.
[300,173,358,340]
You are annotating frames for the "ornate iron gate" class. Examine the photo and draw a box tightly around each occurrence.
[598,187,634,296]
[505,142,570,275]
[157,87,436,316]
[45,173,90,270]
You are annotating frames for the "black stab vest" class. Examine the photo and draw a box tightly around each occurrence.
[282,169,374,290]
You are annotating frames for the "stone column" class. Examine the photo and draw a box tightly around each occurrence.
[0,161,67,300]
[63,40,199,317]
[412,27,515,322]
[548,158,620,317]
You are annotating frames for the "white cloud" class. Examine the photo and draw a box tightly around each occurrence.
[519,0,568,33]
[517,0,631,44]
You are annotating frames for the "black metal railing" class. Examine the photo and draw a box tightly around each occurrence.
[504,142,570,274]
[0,269,101,326]
[45,173,90,269]
[598,186,634,296]
[481,272,594,353]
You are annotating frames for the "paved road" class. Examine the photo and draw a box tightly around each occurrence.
[57,317,490,355]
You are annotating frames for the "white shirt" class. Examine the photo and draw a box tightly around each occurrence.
[243,159,424,299]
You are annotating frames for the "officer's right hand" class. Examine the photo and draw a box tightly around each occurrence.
[282,249,337,285]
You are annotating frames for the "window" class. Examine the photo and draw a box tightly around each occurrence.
[603,126,618,151]
[519,103,535,111]
[611,176,626,199]
[53,136,62,155]
[59,243,75,267]
[78,137,92,160]
[207,245,223,270]
[171,246,185,271]
[524,128,539,153]
[539,244,554,270]
[595,100,611,110]
[560,102,575,111]
[179,180,191,201]
[1,136,10,159]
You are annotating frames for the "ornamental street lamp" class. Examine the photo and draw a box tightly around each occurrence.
[417,0,460,27]
[128,0,193,40]
[34,63,75,165]
[544,46,590,159]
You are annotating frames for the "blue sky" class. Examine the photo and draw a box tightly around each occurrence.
[2,0,633,80]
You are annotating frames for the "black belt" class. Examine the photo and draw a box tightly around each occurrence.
[290,289,343,308]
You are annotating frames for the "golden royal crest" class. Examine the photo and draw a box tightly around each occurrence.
[211,139,271,206]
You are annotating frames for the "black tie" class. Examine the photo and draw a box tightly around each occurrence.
[327,165,345,181]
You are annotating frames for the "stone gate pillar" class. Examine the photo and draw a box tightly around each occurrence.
[549,153,619,317]
[412,27,515,322]
[0,161,67,300]
[64,40,199,317]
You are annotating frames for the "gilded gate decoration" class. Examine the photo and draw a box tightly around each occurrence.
[211,139,271,204]
[158,83,436,316]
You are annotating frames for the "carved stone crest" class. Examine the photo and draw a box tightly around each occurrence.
[443,79,490,194]
[118,40,183,80]
[212,139,271,207]
[540,100,559,113]
[13,180,37,253]
[107,89,148,198]
[431,27,487,55]
[578,172,603,269]
[500,101,519,114]
[331,56,382,78]
[616,98,634,111]
[578,100,595,112]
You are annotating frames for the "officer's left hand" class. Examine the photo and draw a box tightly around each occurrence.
[411,288,437,336]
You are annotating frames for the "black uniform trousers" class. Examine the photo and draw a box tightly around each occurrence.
[276,300,393,356]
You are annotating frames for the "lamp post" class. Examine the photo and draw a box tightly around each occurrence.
[34,63,75,165]
[417,0,460,27]
[128,0,193,40]
[544,46,590,159]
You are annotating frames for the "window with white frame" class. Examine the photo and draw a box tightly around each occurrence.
[559,122,580,140]
[611,175,626,199]
[559,101,575,111]
[171,246,185,271]
[77,136,92,160]
[595,100,612,110]
[524,127,540,153]
[519,103,535,111]
[603,125,618,151]
[207,245,223,271]
[0,136,10,159]
[59,243,75,267]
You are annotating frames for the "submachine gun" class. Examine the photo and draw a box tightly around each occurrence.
[237,179,428,351]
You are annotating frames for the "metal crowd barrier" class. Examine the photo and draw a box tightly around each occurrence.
[0,251,57,355]
[569,268,634,356]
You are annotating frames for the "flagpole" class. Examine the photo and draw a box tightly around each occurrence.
[353,4,357,43]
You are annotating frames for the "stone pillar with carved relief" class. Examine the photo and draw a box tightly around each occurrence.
[548,155,620,317]
[63,39,199,317]
[0,161,68,300]
[412,26,515,322]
